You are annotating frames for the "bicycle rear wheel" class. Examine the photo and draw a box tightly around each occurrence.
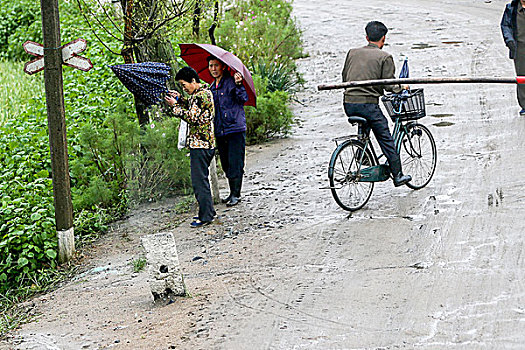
[328,140,375,211]
[400,123,437,190]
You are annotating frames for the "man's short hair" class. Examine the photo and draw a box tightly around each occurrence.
[206,55,223,64]
[175,66,200,83]
[365,21,388,42]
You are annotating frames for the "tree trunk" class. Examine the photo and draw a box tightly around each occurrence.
[193,0,202,38]
[208,0,219,45]
[120,0,150,126]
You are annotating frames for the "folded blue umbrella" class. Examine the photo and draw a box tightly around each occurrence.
[399,57,409,79]
[110,62,171,107]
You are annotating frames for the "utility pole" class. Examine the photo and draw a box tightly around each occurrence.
[40,0,75,263]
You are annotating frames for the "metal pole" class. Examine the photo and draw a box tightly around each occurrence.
[317,76,523,91]
[41,0,75,263]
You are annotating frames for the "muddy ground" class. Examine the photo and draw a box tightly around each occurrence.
[2,0,525,348]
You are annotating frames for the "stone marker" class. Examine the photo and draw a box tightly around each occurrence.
[141,231,186,301]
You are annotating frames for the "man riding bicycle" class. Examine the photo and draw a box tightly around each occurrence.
[342,21,412,187]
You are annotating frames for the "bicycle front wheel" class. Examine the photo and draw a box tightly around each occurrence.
[328,140,375,211]
[400,123,437,190]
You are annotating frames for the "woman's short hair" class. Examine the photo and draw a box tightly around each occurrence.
[365,21,388,42]
[175,66,200,83]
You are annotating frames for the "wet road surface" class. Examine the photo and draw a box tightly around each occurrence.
[4,0,525,349]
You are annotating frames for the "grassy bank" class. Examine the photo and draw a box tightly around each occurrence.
[0,60,44,127]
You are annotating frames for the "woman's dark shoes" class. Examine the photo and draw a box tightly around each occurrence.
[226,196,240,207]
[190,219,212,228]
[221,194,232,204]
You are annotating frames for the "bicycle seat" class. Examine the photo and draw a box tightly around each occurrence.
[347,116,367,125]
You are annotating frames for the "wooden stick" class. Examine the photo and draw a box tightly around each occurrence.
[318,76,525,91]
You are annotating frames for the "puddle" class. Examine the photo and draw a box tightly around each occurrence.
[442,41,464,44]
[433,121,455,127]
[431,113,454,118]
[411,43,437,50]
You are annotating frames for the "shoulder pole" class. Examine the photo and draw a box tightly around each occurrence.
[318,77,525,91]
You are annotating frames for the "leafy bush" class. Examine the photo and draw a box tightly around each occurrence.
[215,0,303,68]
[73,111,192,206]
[251,59,301,93]
[246,90,294,144]
[0,107,57,287]
[0,0,41,60]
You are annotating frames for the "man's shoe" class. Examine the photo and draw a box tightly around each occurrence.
[393,173,412,187]
[190,219,212,228]
[520,109,525,116]
[226,196,240,207]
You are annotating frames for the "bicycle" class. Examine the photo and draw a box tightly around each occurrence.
[328,88,437,211]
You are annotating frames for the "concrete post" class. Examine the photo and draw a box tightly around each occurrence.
[141,232,186,302]
[209,157,220,204]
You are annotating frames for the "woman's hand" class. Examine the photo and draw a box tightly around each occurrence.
[234,72,243,86]
[164,90,181,106]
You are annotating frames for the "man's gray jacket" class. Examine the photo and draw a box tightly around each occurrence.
[342,43,401,104]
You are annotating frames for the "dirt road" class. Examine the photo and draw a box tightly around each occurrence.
[3,0,525,349]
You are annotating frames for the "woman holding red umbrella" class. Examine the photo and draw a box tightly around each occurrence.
[207,55,249,206]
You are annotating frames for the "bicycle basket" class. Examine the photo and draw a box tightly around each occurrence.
[381,88,426,121]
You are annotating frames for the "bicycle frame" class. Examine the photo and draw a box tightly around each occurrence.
[355,117,411,183]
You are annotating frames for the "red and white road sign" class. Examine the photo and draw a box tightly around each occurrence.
[22,38,93,75]
[61,38,93,72]
[63,55,93,72]
[61,38,87,60]
[23,41,45,75]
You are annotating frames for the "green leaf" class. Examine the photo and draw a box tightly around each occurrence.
[45,249,57,259]
[17,257,29,266]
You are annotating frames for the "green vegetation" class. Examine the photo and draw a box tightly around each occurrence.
[0,61,44,126]
[132,257,147,273]
[0,0,303,336]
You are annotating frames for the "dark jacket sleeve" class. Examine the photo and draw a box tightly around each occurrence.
[231,81,249,105]
[501,3,516,59]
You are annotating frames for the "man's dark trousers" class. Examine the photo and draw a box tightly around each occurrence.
[190,148,216,222]
[343,103,401,174]
[216,132,245,180]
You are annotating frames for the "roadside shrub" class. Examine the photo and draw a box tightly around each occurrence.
[0,0,41,60]
[215,0,303,68]
[0,109,57,288]
[251,59,301,93]
[72,111,192,207]
[246,90,294,144]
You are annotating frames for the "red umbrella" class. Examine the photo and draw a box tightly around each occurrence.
[179,43,257,107]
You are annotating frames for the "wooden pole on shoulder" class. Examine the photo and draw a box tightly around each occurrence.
[317,76,524,91]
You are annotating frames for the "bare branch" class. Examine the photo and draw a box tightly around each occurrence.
[78,0,123,42]
[95,0,124,35]
[75,0,123,55]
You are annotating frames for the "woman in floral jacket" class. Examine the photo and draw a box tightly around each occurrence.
[165,67,216,228]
